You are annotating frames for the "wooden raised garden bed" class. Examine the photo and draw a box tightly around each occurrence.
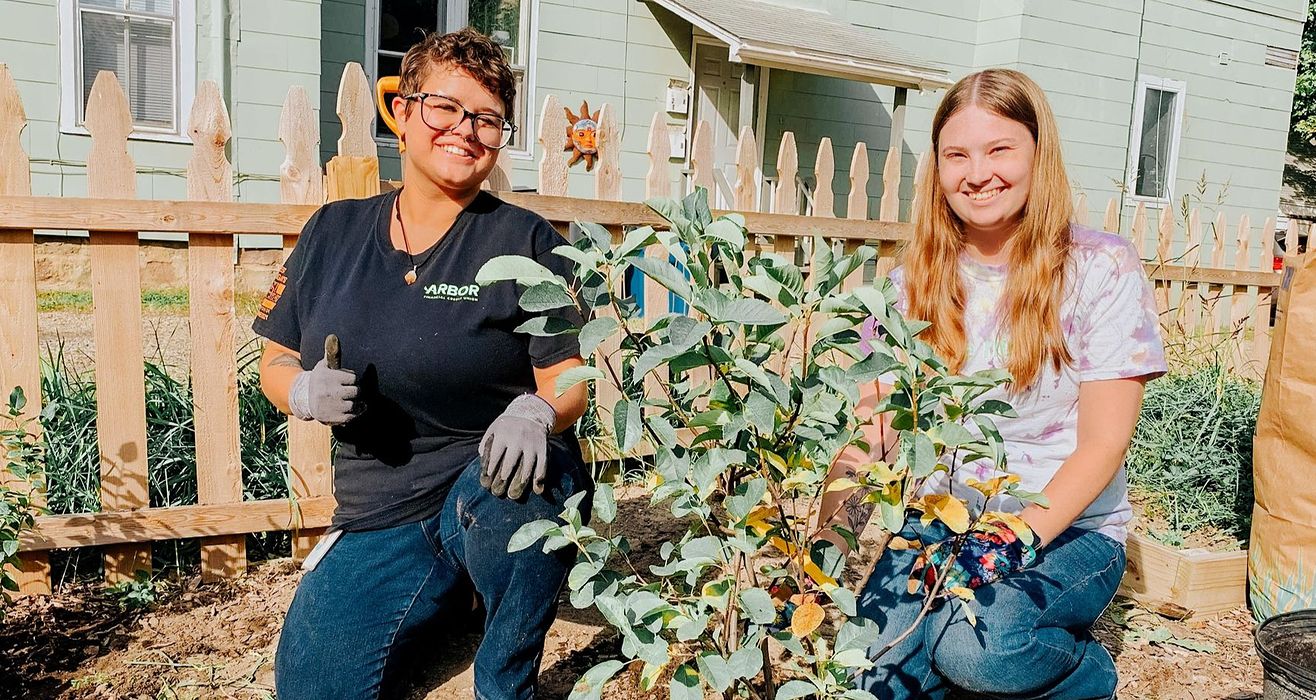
[1119,532,1248,618]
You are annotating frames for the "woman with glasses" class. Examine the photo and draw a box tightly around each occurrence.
[253,27,590,700]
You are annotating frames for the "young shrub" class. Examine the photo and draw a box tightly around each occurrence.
[479,188,1029,698]
[1,386,47,609]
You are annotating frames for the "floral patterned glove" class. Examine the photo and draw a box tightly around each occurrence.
[908,517,1039,599]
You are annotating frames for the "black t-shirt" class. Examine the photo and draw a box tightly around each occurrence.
[253,189,583,531]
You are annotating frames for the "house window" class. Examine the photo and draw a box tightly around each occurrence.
[1126,76,1186,204]
[60,0,195,139]
[369,0,534,155]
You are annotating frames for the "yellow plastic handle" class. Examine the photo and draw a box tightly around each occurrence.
[375,76,402,148]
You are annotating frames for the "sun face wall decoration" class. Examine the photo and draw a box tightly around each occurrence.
[564,101,600,171]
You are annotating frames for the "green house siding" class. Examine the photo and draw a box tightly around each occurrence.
[3,0,320,220]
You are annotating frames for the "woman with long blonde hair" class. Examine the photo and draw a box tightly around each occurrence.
[820,69,1165,698]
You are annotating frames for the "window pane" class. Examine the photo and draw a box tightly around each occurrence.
[128,17,174,128]
[510,66,524,150]
[470,0,521,64]
[81,10,175,131]
[80,0,125,10]
[380,0,438,53]
[124,0,175,16]
[377,52,403,139]
[1135,87,1176,199]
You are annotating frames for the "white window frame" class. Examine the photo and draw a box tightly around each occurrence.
[58,0,197,144]
[365,0,537,160]
[1125,75,1187,207]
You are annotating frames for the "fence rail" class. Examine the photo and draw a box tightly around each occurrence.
[0,61,1291,594]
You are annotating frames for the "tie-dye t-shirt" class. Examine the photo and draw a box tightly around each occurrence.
[871,225,1167,544]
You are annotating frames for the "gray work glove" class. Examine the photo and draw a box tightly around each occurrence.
[287,335,361,426]
[479,394,557,500]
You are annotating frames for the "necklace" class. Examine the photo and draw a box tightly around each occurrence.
[394,190,438,285]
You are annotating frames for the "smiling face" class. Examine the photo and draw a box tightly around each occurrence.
[936,104,1037,241]
[392,64,502,198]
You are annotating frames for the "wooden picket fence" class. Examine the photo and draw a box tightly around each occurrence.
[0,60,1288,595]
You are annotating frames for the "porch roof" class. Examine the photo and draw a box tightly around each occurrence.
[644,0,953,91]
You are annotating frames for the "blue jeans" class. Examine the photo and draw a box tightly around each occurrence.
[274,451,588,700]
[857,520,1125,700]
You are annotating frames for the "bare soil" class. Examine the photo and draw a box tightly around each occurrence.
[1,487,1266,700]
[14,311,1265,698]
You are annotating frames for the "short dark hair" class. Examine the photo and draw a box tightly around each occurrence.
[398,27,517,120]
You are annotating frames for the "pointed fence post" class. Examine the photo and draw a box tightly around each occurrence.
[85,71,152,584]
[326,63,379,200]
[538,95,569,196]
[186,81,246,580]
[0,63,51,595]
[690,120,714,199]
[735,126,758,213]
[278,86,333,563]
[594,104,622,201]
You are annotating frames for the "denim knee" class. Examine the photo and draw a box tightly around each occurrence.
[927,618,1061,696]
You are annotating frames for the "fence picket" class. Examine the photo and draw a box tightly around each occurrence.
[1183,209,1203,334]
[0,63,50,595]
[813,137,834,218]
[538,95,569,197]
[1104,197,1120,234]
[278,86,333,563]
[879,147,901,222]
[690,120,714,198]
[186,82,245,580]
[1132,202,1148,259]
[735,126,758,212]
[1073,193,1088,226]
[847,143,869,221]
[325,63,379,200]
[1207,212,1228,334]
[595,104,621,201]
[1154,207,1174,334]
[1251,218,1274,378]
[85,71,152,583]
[1228,215,1253,373]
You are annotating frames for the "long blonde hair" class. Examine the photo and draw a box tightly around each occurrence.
[904,68,1074,389]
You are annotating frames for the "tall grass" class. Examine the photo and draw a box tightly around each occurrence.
[1126,360,1261,548]
[36,338,292,585]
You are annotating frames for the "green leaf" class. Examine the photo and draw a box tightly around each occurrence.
[617,225,659,260]
[745,391,777,434]
[775,679,819,699]
[668,664,701,700]
[575,221,615,250]
[578,317,619,356]
[739,587,777,625]
[552,244,603,270]
[933,422,976,450]
[555,365,606,396]
[7,387,25,414]
[613,399,643,453]
[695,653,734,693]
[728,645,763,681]
[829,586,857,616]
[508,519,559,552]
[904,431,937,478]
[711,298,787,326]
[592,482,617,524]
[568,660,625,700]
[667,317,712,351]
[726,478,767,522]
[704,218,746,249]
[519,281,575,312]
[831,648,873,670]
[514,316,578,337]
[476,255,560,286]
[976,399,1019,418]
[631,254,693,303]
[835,617,881,652]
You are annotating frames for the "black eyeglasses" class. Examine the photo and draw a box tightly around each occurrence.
[402,92,517,150]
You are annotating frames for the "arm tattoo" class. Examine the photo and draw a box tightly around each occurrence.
[269,352,303,369]
[843,491,876,534]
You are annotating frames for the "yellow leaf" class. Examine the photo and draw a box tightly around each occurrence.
[887,536,920,551]
[863,461,903,486]
[745,505,777,536]
[920,494,970,533]
[947,586,975,601]
[769,536,799,557]
[985,511,1035,542]
[956,596,978,627]
[964,473,1019,498]
[791,601,825,638]
[803,560,838,588]
[825,478,863,493]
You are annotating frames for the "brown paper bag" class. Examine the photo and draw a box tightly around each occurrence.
[1250,251,1316,620]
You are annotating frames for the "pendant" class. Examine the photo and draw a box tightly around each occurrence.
[404,268,418,285]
